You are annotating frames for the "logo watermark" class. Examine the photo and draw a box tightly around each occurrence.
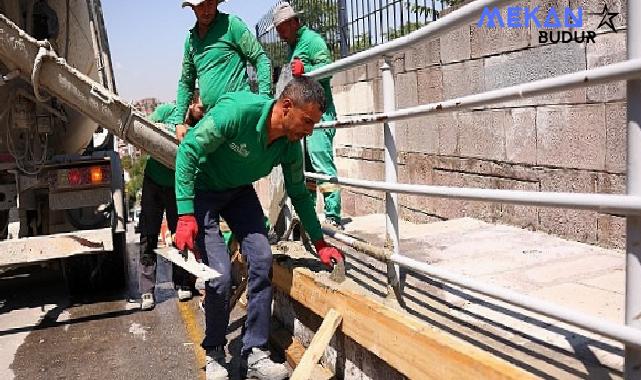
[477,3,619,44]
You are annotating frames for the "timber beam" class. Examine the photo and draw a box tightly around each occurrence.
[271,249,537,380]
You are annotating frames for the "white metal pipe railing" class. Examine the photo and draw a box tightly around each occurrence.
[306,172,641,214]
[390,254,641,348]
[625,0,641,376]
[314,58,641,129]
[307,0,515,80]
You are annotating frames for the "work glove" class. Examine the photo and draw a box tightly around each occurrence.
[291,57,305,77]
[314,240,344,269]
[175,215,198,253]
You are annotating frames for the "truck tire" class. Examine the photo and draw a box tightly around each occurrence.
[63,231,127,294]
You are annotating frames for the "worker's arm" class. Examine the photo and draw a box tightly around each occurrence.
[281,143,323,242]
[305,37,333,72]
[167,34,197,125]
[175,114,228,215]
[230,16,272,96]
[281,143,343,267]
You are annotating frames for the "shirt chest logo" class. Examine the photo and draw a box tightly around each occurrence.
[229,143,250,157]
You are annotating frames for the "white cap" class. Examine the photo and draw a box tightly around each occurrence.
[182,0,225,8]
[273,2,302,27]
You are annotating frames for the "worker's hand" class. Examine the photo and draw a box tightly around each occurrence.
[176,124,188,142]
[313,240,344,269]
[187,103,204,125]
[175,215,198,253]
[291,57,305,77]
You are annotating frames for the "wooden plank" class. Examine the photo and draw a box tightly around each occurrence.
[291,309,342,380]
[155,247,220,281]
[270,328,334,380]
[271,252,538,380]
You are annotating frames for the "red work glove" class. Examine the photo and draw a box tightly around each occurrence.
[291,57,305,77]
[175,215,198,253]
[313,240,344,269]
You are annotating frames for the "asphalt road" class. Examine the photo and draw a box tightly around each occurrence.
[0,226,214,380]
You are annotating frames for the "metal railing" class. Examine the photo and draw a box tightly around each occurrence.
[296,0,641,377]
[256,0,449,69]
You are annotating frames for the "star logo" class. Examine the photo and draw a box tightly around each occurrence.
[594,4,619,33]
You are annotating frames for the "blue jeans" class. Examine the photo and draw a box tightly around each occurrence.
[194,186,273,356]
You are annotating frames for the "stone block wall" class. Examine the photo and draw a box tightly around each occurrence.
[329,0,628,249]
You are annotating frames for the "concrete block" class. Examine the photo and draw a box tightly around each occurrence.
[596,172,625,194]
[483,43,586,107]
[417,67,444,104]
[351,124,383,149]
[404,115,439,154]
[334,127,354,149]
[458,110,508,161]
[530,283,622,322]
[394,71,420,152]
[333,84,351,116]
[499,178,539,229]
[441,59,485,100]
[392,52,405,74]
[539,169,599,243]
[506,108,537,165]
[597,214,625,250]
[430,170,502,222]
[353,64,368,82]
[406,38,441,70]
[437,112,459,156]
[587,32,626,103]
[372,78,383,113]
[366,59,383,80]
[471,6,530,58]
[605,102,626,173]
[350,81,375,114]
[440,25,471,64]
[536,105,606,170]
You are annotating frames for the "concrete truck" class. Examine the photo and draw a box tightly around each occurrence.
[0,0,177,292]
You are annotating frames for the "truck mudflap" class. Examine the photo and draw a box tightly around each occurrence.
[0,227,113,267]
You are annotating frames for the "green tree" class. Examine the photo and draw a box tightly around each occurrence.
[122,155,147,207]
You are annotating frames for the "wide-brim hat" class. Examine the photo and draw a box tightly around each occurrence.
[182,0,225,8]
[273,2,303,27]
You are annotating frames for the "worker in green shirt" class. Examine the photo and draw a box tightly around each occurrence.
[174,77,344,380]
[273,2,342,228]
[170,0,272,139]
[138,100,203,311]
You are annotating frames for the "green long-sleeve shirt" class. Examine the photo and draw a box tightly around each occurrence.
[167,13,272,125]
[288,26,336,119]
[174,91,323,242]
[144,103,177,188]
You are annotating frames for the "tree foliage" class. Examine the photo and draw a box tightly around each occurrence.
[122,155,147,207]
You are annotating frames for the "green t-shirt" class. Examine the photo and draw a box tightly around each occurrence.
[175,91,323,242]
[167,13,272,125]
[144,103,176,188]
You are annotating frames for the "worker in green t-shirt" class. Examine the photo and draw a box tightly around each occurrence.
[174,77,344,380]
[169,0,272,141]
[273,2,342,228]
[138,97,203,312]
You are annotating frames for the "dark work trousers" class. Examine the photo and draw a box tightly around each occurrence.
[194,185,272,357]
[138,175,195,295]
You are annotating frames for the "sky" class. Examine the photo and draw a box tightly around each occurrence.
[101,1,275,103]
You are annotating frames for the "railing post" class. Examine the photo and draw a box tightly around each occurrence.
[381,58,403,306]
[337,0,350,58]
[626,1,641,378]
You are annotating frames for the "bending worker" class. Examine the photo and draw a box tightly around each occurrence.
[273,2,342,228]
[174,78,345,380]
[167,0,272,135]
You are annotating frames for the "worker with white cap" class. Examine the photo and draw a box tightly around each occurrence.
[166,0,272,140]
[273,1,342,229]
